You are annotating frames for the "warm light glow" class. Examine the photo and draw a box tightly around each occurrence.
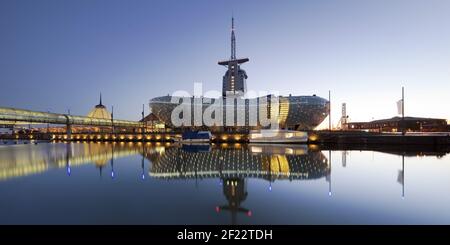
[308,144,319,151]
[308,134,318,141]
[250,146,262,153]
[250,133,261,139]
[285,148,294,154]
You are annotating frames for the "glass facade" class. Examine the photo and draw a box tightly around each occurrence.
[148,145,329,181]
[149,94,329,131]
[0,107,139,128]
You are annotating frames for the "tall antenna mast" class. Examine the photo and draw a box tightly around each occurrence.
[231,17,236,60]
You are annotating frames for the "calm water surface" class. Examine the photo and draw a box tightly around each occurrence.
[0,141,449,224]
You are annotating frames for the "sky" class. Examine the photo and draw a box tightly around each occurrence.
[0,0,449,127]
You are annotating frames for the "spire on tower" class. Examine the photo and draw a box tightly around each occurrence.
[95,93,106,108]
[231,17,236,60]
[218,16,248,97]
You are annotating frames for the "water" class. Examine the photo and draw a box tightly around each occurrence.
[0,141,449,224]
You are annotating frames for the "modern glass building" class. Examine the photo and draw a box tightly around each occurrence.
[150,95,329,131]
[149,18,329,132]
[148,145,329,181]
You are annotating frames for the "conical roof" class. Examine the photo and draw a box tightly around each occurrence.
[87,93,111,120]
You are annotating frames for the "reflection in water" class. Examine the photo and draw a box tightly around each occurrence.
[0,142,330,224]
[147,144,328,181]
[0,142,330,183]
[0,141,449,224]
[218,178,250,225]
[145,144,329,224]
[399,155,405,198]
[342,151,348,167]
[0,142,140,180]
[3,142,447,183]
[328,150,332,196]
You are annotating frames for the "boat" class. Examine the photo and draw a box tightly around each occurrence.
[180,131,211,143]
[249,129,308,143]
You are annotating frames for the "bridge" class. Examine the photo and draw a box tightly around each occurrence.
[0,106,140,128]
[0,106,144,140]
[0,106,248,143]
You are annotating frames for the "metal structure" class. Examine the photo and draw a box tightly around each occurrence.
[149,18,329,132]
[150,94,329,131]
[338,103,349,129]
[218,17,249,97]
[231,17,236,60]
[0,106,140,128]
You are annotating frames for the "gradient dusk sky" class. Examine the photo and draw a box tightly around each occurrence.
[0,0,449,127]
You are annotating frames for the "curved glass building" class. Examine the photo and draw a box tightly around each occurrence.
[149,18,329,131]
[150,95,329,131]
[148,144,329,181]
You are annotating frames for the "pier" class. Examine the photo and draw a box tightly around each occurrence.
[309,131,450,145]
[1,130,449,146]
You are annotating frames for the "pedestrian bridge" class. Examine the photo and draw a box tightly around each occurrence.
[0,106,140,128]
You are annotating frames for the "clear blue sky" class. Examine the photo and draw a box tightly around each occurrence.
[1,0,449,126]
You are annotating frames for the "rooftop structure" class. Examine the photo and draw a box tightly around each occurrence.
[347,116,448,132]
[87,94,111,120]
[218,17,249,97]
[149,18,329,132]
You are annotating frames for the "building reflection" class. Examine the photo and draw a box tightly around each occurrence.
[0,142,140,180]
[147,144,329,181]
[217,178,250,225]
[0,142,330,224]
[145,144,329,224]
[1,141,448,223]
